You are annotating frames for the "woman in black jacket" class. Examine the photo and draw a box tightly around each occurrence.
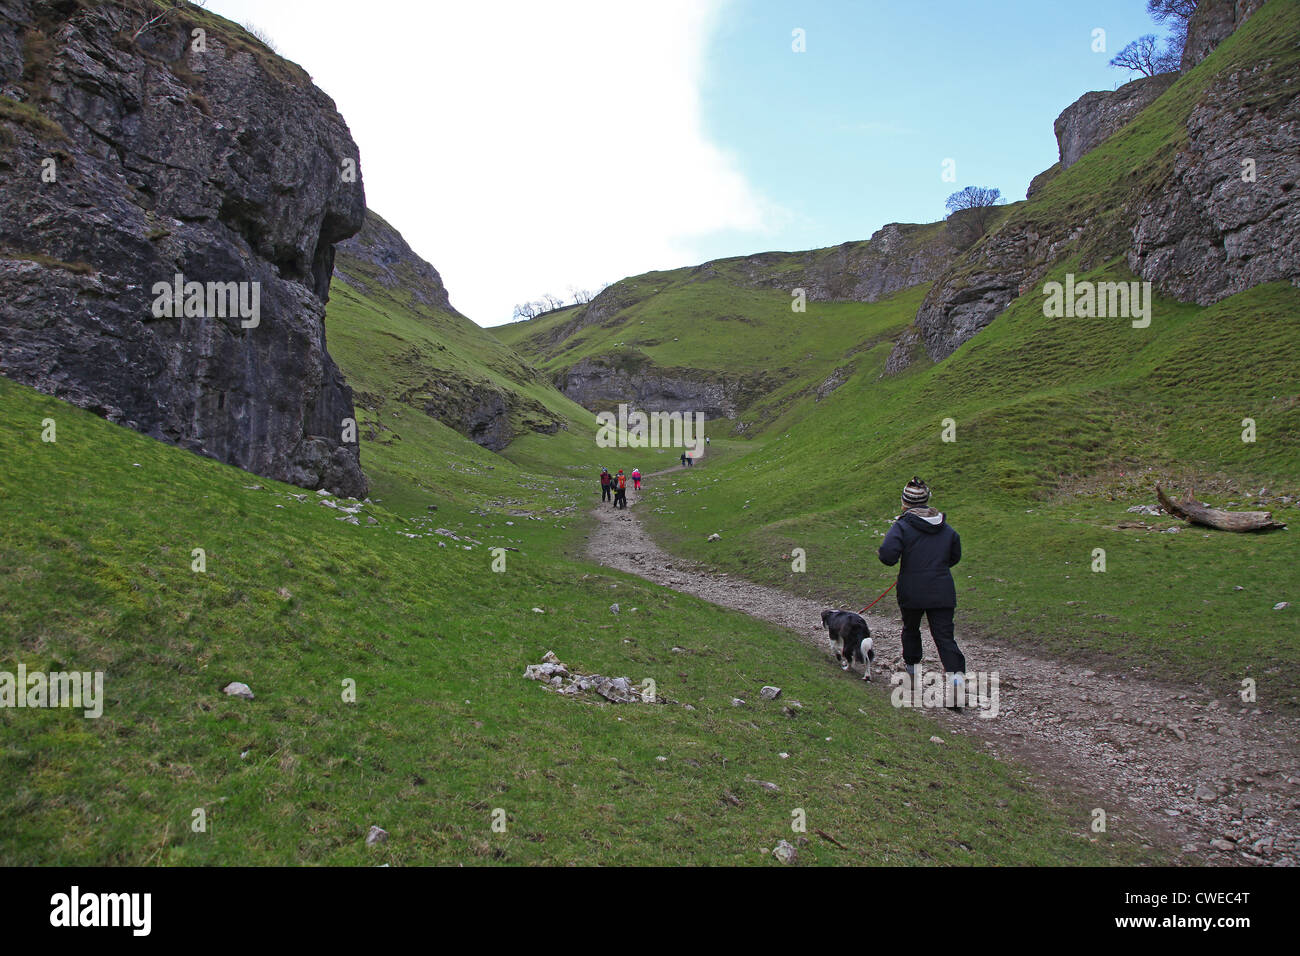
[877,477,967,697]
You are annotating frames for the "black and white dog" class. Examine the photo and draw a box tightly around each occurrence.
[820,609,874,681]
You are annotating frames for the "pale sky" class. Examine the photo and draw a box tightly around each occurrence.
[206,0,775,324]
[205,0,1163,326]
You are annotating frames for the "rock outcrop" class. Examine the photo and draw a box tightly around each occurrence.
[0,0,367,495]
[888,218,1084,367]
[555,357,744,420]
[887,0,1298,373]
[1181,0,1267,71]
[719,222,960,303]
[334,209,458,314]
[1128,51,1300,304]
[1053,73,1177,169]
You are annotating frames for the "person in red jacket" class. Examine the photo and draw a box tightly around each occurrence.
[631,468,641,490]
[599,467,612,502]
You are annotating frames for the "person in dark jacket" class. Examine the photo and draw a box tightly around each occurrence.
[614,470,628,509]
[600,468,612,502]
[877,477,966,704]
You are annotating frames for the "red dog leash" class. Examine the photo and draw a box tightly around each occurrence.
[859,581,896,615]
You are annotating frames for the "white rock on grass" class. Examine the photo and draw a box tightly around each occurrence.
[930,735,944,745]
[760,686,782,700]
[1274,602,1290,610]
[731,698,746,707]
[222,682,254,700]
[366,825,388,846]
[772,840,798,865]
[610,603,620,614]
[707,533,721,542]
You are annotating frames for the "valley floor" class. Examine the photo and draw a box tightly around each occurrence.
[591,465,1300,867]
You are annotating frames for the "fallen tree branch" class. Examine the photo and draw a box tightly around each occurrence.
[814,828,847,849]
[1155,484,1286,532]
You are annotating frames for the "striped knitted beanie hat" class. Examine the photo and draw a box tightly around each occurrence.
[901,476,931,509]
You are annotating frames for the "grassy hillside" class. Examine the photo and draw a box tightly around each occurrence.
[493,233,946,430]
[0,375,1154,865]
[328,211,598,464]
[642,271,1299,702]
[530,3,1300,705]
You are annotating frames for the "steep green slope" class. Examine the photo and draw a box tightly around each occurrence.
[0,375,1152,865]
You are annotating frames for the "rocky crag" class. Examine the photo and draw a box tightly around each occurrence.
[0,0,367,495]
[887,0,1295,372]
[508,0,1297,410]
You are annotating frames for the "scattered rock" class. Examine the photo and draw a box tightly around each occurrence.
[772,839,798,864]
[610,603,620,614]
[731,698,746,707]
[1274,602,1290,611]
[222,682,254,700]
[366,825,388,846]
[1195,782,1218,802]
[759,685,782,700]
[707,533,721,542]
[930,735,944,745]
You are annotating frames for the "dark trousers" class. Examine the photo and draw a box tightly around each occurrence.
[900,607,965,673]
[601,485,611,501]
[614,489,626,508]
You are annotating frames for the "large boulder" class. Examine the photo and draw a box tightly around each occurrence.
[0,0,367,495]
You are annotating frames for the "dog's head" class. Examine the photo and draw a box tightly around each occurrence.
[820,609,835,629]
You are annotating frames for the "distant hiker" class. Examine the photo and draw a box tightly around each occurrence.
[614,470,628,509]
[680,452,687,467]
[600,467,612,502]
[632,468,641,490]
[705,437,710,446]
[877,476,967,710]
[686,453,693,467]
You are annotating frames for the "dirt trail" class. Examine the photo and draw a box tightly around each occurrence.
[587,467,1300,866]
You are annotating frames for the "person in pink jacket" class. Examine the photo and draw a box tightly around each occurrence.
[631,468,641,490]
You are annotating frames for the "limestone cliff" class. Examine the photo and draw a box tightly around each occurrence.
[0,0,367,495]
